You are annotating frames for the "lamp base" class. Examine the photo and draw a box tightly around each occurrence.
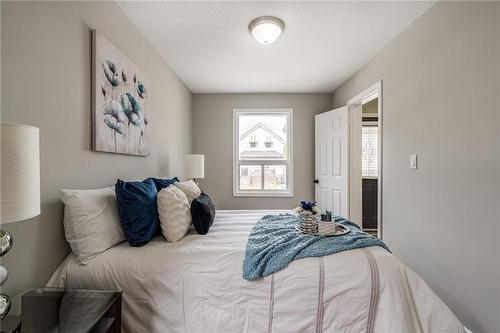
[0,294,11,319]
[0,229,13,319]
[0,230,13,257]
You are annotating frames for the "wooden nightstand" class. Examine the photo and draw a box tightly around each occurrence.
[19,287,122,333]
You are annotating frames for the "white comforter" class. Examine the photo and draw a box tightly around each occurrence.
[47,210,464,333]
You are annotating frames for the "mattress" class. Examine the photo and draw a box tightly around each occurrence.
[47,210,464,333]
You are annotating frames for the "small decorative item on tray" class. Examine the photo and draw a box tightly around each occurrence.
[296,222,350,237]
[320,210,332,222]
[295,201,320,233]
[295,206,350,237]
[295,201,320,216]
[318,210,336,234]
[318,220,336,234]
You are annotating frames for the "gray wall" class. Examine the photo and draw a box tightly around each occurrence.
[192,94,331,209]
[1,1,192,305]
[331,2,500,332]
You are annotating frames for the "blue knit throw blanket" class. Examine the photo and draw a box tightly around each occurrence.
[242,214,390,280]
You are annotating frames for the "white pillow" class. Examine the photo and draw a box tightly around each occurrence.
[61,187,125,265]
[174,180,201,204]
[157,186,192,242]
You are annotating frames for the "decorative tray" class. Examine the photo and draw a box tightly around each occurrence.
[295,223,350,237]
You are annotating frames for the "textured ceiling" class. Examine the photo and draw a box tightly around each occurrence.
[118,1,433,93]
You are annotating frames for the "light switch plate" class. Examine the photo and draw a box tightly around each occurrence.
[409,154,417,170]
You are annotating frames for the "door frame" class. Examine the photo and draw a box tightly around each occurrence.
[346,81,383,239]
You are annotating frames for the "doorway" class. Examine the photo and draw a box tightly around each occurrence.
[361,99,379,235]
[347,81,383,239]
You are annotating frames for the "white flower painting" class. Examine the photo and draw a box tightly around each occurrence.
[92,31,150,156]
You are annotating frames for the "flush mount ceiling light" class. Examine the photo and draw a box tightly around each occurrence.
[248,16,285,45]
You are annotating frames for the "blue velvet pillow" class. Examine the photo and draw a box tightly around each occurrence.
[150,177,179,191]
[115,178,160,247]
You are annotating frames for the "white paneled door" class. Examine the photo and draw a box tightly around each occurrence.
[315,106,349,218]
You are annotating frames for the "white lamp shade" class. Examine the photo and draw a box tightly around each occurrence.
[185,154,204,179]
[1,123,40,224]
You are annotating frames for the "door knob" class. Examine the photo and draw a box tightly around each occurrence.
[314,179,319,184]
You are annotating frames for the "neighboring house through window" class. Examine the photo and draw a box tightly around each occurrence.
[233,109,293,196]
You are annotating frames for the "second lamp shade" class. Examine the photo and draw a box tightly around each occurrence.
[185,154,204,179]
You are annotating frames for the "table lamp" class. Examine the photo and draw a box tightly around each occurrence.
[0,123,40,319]
[185,154,204,184]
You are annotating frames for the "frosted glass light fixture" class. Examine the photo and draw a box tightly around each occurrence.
[249,16,285,45]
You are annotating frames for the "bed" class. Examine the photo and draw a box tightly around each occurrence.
[47,210,464,333]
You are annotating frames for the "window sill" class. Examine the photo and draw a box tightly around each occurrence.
[233,191,294,198]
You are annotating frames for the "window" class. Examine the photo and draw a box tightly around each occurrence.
[233,109,293,196]
[249,135,257,148]
[362,125,378,177]
[264,136,273,148]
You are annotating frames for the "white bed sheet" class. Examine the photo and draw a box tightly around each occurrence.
[47,210,464,333]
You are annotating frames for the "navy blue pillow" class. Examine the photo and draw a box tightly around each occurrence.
[191,192,216,235]
[150,177,179,191]
[115,178,160,247]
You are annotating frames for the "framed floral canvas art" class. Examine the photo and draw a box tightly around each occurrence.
[92,30,150,156]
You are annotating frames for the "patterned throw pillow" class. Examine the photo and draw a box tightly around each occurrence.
[157,185,192,242]
[174,180,201,205]
[191,192,216,235]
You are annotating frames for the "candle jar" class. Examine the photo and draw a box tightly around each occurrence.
[318,220,336,235]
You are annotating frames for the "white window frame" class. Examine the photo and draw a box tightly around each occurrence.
[233,108,294,197]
